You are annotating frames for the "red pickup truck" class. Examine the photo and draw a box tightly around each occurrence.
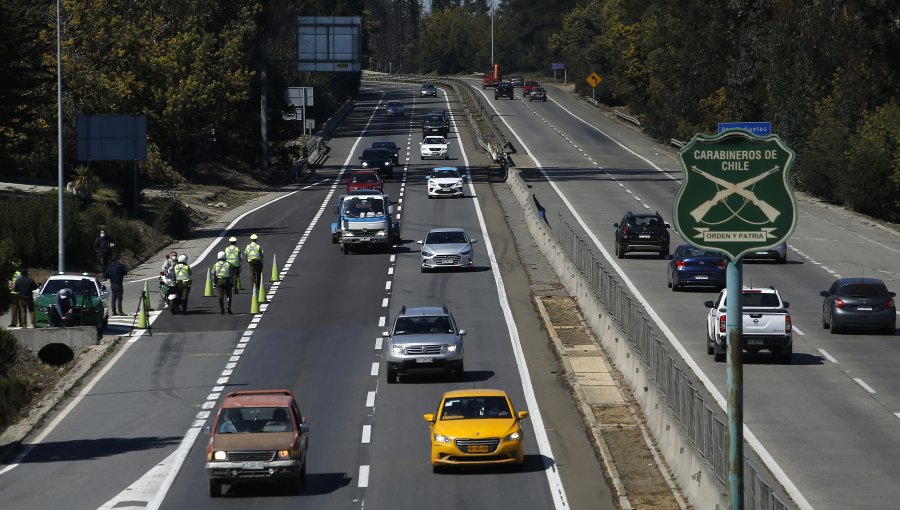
[482,64,501,88]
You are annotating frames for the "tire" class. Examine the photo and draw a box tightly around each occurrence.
[386,365,398,384]
[432,464,444,474]
[331,234,338,244]
[169,301,177,315]
[672,282,680,292]
[453,360,465,382]
[884,323,896,335]
[777,254,787,264]
[713,342,725,362]
[342,244,350,255]
[822,314,830,329]
[208,479,222,498]
[706,334,714,355]
[616,242,625,259]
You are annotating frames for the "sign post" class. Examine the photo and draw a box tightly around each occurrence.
[585,72,602,102]
[673,129,797,510]
[552,62,566,83]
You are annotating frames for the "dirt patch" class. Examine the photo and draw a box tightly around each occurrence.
[604,428,683,510]
[593,405,637,426]
[540,296,584,327]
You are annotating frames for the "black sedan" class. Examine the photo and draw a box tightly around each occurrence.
[667,244,727,291]
[821,278,896,334]
[528,87,547,102]
[359,148,394,178]
[371,141,399,164]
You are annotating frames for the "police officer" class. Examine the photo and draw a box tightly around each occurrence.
[173,254,192,313]
[213,251,233,315]
[52,288,75,327]
[13,269,37,328]
[224,237,242,294]
[244,234,264,292]
[7,269,21,327]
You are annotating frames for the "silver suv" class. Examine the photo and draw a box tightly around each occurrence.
[383,306,465,383]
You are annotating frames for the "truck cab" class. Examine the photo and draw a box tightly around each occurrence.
[331,191,401,254]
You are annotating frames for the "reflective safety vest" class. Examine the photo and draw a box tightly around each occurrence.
[224,245,241,267]
[174,263,192,281]
[244,242,263,262]
[8,271,21,295]
[214,261,232,279]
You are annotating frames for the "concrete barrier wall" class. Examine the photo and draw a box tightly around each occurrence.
[506,169,727,510]
[10,327,98,354]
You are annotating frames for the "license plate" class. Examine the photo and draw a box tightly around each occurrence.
[694,275,708,280]
[755,251,768,255]
[857,306,872,311]
[639,234,651,239]
[467,445,490,453]
[439,259,453,264]
[243,461,264,470]
[358,237,371,242]
[416,357,434,363]
[747,339,764,346]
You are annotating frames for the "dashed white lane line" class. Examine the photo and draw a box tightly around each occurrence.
[375,337,383,350]
[382,298,389,308]
[358,465,370,488]
[366,391,376,407]
[390,255,396,262]
[792,326,805,336]
[894,412,900,421]
[385,281,392,290]
[388,267,394,275]
[817,349,838,364]
[378,316,386,327]
[361,425,372,444]
[854,378,877,394]
[370,362,380,376]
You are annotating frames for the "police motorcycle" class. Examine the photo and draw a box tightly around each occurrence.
[159,254,190,314]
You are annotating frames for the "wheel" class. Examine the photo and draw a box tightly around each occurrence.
[386,365,398,384]
[822,314,830,329]
[777,254,787,264]
[342,244,351,255]
[208,479,222,498]
[671,282,680,292]
[170,301,177,315]
[667,280,672,288]
[713,342,725,362]
[706,335,714,355]
[884,323,896,335]
[777,345,792,364]
[453,360,464,382]
[445,155,449,160]
[660,248,668,258]
[829,319,840,334]
[616,242,625,259]
[331,234,338,244]
[432,464,444,474]
[543,98,546,102]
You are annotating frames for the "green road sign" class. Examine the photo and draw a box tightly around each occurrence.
[673,130,797,261]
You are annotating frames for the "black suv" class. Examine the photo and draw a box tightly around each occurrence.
[613,211,670,258]
[422,114,449,137]
[495,82,514,100]
[359,148,395,178]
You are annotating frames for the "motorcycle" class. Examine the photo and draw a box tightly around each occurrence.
[158,273,185,314]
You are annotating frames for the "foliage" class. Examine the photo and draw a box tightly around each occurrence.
[0,329,17,377]
[0,240,19,312]
[0,375,30,428]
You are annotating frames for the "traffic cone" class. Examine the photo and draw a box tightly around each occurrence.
[270,254,280,282]
[142,282,151,312]
[204,268,214,297]
[258,280,268,304]
[137,292,149,329]
[250,284,260,314]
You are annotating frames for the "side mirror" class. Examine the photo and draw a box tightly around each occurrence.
[819,291,828,297]
[423,413,435,423]
[101,285,107,292]
[518,411,529,420]
[382,331,390,337]
[665,254,673,260]
[889,292,896,298]
[388,205,394,215]
[470,239,478,244]
[458,329,466,336]
[664,223,671,228]
[783,302,790,309]
[202,425,211,435]
[613,223,620,228]
[704,301,715,308]
[417,240,423,245]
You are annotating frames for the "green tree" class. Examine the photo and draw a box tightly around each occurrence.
[841,101,900,221]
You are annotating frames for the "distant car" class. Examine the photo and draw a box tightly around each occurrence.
[613,211,671,258]
[421,84,437,97]
[371,141,400,164]
[384,305,466,382]
[522,81,539,96]
[426,167,464,198]
[422,114,450,137]
[34,273,108,332]
[359,148,394,178]
[821,278,896,334]
[426,109,448,118]
[205,390,309,497]
[420,136,450,160]
[743,242,788,264]
[494,82,514,100]
[346,170,384,193]
[667,244,727,291]
[385,101,405,116]
[418,227,476,271]
[528,87,547,102]
[508,75,524,87]
[423,389,528,472]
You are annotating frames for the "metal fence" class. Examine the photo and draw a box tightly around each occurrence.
[557,215,792,510]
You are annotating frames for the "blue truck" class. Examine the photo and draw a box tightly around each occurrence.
[331,191,401,254]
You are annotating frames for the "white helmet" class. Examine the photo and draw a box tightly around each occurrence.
[217,251,226,261]
[177,254,188,263]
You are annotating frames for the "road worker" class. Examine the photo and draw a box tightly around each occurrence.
[224,237,242,293]
[213,251,233,315]
[244,234,264,291]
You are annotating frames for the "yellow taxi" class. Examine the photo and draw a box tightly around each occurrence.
[423,389,528,472]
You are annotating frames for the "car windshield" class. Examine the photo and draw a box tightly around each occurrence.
[362,149,387,159]
[440,396,511,420]
[838,284,887,298]
[216,406,293,433]
[393,315,454,335]
[422,85,434,90]
[352,173,378,183]
[343,197,385,218]
[682,247,722,258]
[724,292,781,307]
[426,231,467,244]
[423,138,445,145]
[629,216,662,227]
[372,142,395,150]
[426,116,443,123]
[533,87,545,93]
[41,279,98,297]
[432,169,459,179]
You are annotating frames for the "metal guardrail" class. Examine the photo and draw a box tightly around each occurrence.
[670,138,686,149]
[614,109,641,127]
[556,215,793,510]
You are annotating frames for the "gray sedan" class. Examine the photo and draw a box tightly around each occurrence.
[418,228,477,272]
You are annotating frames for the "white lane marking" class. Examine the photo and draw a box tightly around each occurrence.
[366,391,376,407]
[452,90,569,509]
[378,316,386,327]
[242,331,253,336]
[358,465,370,488]
[385,281,392,290]
[201,401,216,410]
[817,349,838,363]
[390,255,396,262]
[206,392,221,401]
[854,378,877,394]
[894,413,900,421]
[375,337,383,350]
[371,362,380,376]
[247,323,258,329]
[212,385,224,392]
[382,298,389,308]
[388,267,394,275]
[361,425,372,444]
[216,377,229,385]
[792,326,805,336]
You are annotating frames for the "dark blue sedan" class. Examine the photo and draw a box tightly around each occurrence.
[667,244,727,291]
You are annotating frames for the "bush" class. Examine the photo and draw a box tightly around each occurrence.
[0,376,29,428]
[0,329,16,376]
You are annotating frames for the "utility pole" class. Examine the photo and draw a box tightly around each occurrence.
[490,5,494,67]
[57,0,65,272]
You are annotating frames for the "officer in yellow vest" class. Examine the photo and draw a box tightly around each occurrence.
[7,269,21,327]
[213,251,233,314]
[244,234,264,291]
[173,254,192,313]
[224,237,242,293]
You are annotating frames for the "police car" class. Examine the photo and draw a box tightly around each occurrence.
[34,273,109,331]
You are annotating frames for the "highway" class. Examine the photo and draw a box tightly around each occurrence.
[468,79,900,509]
[0,83,611,509]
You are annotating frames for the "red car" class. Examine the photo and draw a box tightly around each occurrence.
[346,170,384,193]
[523,80,540,97]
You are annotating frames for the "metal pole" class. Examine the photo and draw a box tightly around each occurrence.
[57,0,65,273]
[490,6,494,67]
[133,160,138,216]
[726,259,744,510]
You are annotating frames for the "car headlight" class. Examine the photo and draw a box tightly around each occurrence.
[461,248,472,255]
[504,431,522,442]
[453,180,462,187]
[383,162,390,166]
[391,345,404,355]
[37,306,49,312]
[422,251,434,257]
[362,162,369,167]
[213,450,227,460]
[446,344,457,352]
[434,432,452,444]
[277,450,290,459]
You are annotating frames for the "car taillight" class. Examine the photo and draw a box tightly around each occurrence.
[719,314,726,334]
[717,260,727,269]
[622,226,629,235]
[676,260,686,269]
[785,315,792,334]
[885,298,895,309]
[834,297,845,309]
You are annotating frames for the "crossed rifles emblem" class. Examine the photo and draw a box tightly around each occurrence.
[689,165,782,223]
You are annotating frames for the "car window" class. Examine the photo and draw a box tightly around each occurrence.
[426,231,467,244]
[631,216,660,226]
[440,396,511,420]
[394,315,454,335]
[362,149,386,159]
[684,247,721,258]
[352,174,377,183]
[372,142,394,150]
[42,279,98,297]
[424,138,444,145]
[838,284,887,298]
[432,169,458,178]
[343,197,384,217]
[217,406,293,433]
[725,292,781,307]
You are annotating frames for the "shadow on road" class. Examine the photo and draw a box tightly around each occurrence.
[18,436,181,463]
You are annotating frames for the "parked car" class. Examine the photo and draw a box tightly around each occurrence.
[423,389,528,472]
[508,75,524,87]
[384,305,466,382]
[613,211,671,258]
[34,273,108,332]
[371,141,400,164]
[667,244,727,291]
[418,227,476,270]
[821,278,896,334]
[743,242,788,264]
[205,390,309,497]
[426,167,465,198]
[385,101,405,116]
[495,82,514,100]
[358,148,394,177]
[420,84,437,97]
[346,170,384,193]
[420,136,450,160]
[522,80,540,96]
[528,87,547,102]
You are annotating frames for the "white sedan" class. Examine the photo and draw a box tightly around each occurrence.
[426,167,465,198]
[420,136,449,160]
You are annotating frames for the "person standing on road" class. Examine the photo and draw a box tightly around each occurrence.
[244,234,264,292]
[224,237,242,294]
[7,269,21,327]
[213,251,233,315]
[161,251,178,280]
[13,269,37,328]
[94,229,114,272]
[173,254,192,312]
[103,259,127,316]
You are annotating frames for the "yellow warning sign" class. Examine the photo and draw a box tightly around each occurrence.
[585,72,602,88]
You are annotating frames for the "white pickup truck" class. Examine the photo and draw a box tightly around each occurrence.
[704,287,793,364]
